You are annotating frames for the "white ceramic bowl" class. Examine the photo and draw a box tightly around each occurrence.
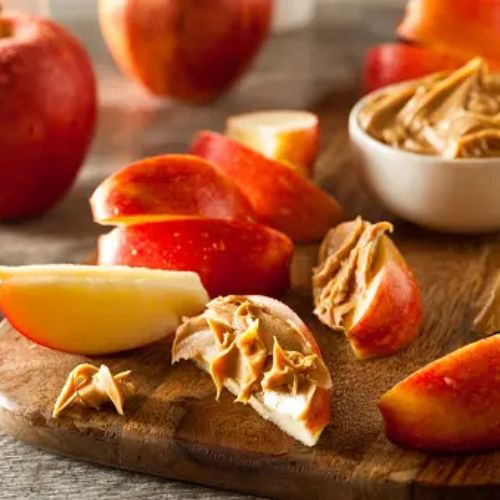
[349,92,500,234]
[272,0,316,33]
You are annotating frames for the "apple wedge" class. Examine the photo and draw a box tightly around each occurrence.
[90,154,256,225]
[98,219,294,297]
[172,295,332,446]
[190,131,342,242]
[0,265,208,355]
[379,334,500,452]
[225,110,319,175]
[313,217,422,358]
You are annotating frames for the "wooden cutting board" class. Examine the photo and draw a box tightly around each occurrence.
[0,91,499,499]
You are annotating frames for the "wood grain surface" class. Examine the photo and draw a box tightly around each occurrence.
[0,86,499,499]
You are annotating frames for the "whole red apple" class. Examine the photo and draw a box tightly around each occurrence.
[98,0,273,103]
[0,11,96,220]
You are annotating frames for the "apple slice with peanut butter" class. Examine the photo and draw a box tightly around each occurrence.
[172,295,332,447]
[313,217,422,359]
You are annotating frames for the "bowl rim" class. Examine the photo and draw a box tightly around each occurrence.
[349,84,500,167]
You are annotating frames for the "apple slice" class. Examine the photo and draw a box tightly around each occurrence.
[189,131,342,242]
[225,110,319,175]
[363,43,465,93]
[172,295,332,446]
[0,265,209,355]
[379,334,500,452]
[313,217,422,358]
[90,154,256,225]
[98,218,294,297]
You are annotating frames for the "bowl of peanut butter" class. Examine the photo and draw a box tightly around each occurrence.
[349,58,500,233]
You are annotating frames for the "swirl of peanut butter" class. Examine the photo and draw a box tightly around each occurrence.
[313,217,393,330]
[53,364,135,418]
[473,274,500,336]
[359,58,500,158]
[172,296,331,417]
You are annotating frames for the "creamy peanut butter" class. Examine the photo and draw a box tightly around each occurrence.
[172,296,331,417]
[473,274,500,335]
[359,58,500,158]
[53,364,135,418]
[313,217,392,330]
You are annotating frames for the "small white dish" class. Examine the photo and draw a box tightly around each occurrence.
[272,0,316,33]
[3,0,51,16]
[349,91,500,234]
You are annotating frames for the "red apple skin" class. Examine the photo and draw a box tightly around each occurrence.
[306,387,331,438]
[98,0,272,103]
[90,154,256,224]
[189,131,343,242]
[98,219,293,297]
[379,334,500,452]
[348,239,423,359]
[0,14,97,220]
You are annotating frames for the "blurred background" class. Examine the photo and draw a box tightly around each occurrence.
[18,0,408,23]
[1,0,410,267]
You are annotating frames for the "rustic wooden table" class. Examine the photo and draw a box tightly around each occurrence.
[0,2,403,498]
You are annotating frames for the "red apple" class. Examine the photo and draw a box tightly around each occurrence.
[98,0,273,103]
[0,11,96,220]
[90,154,256,225]
[189,131,343,242]
[379,334,500,452]
[98,218,294,297]
[363,43,465,93]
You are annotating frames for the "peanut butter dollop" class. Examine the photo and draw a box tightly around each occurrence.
[473,274,500,336]
[172,296,331,417]
[53,364,135,418]
[313,217,392,330]
[359,58,500,158]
